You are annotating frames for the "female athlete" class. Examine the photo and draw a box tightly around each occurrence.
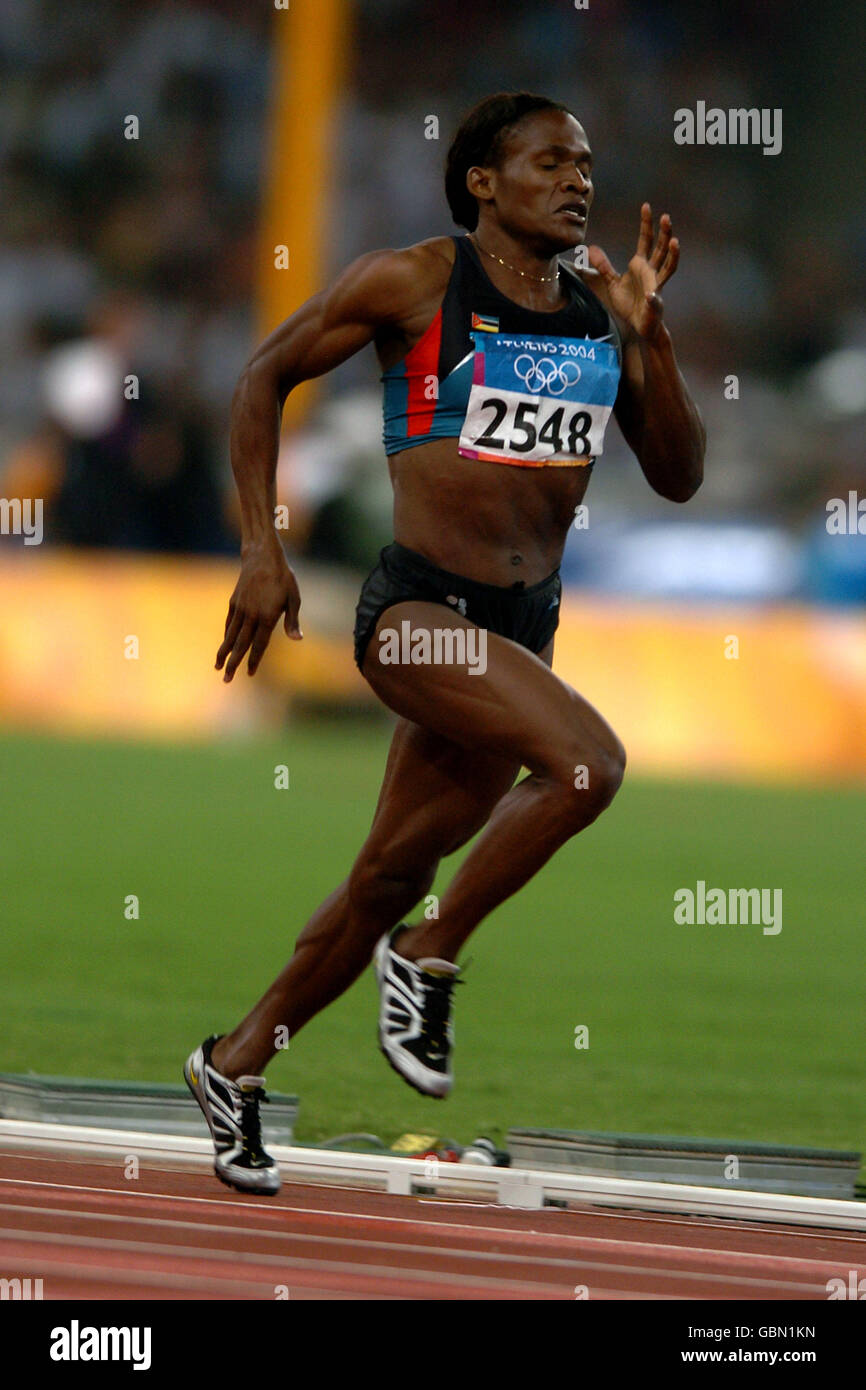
[184,92,705,1193]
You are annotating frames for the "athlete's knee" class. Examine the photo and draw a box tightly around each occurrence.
[551,733,626,828]
[583,737,626,811]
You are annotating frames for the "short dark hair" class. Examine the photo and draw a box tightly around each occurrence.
[445,92,574,231]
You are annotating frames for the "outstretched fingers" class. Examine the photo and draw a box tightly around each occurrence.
[656,234,680,288]
[648,212,671,269]
[636,202,654,260]
[646,211,680,288]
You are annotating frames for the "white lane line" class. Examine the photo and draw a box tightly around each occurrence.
[0,1253,384,1300]
[0,1226,817,1295]
[2,1201,847,1286]
[0,1172,690,1237]
[0,1201,613,1272]
[3,1150,863,1241]
[0,1230,575,1297]
[0,1177,860,1278]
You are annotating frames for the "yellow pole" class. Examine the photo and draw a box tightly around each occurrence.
[257,0,350,428]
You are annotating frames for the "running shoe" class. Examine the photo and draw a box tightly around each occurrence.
[184,1035,281,1195]
[373,927,461,1098]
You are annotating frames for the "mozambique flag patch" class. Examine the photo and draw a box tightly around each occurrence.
[471,311,499,332]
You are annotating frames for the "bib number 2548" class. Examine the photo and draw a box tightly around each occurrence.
[473,398,593,458]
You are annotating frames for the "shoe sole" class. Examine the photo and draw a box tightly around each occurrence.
[374,935,452,1099]
[183,1052,281,1197]
[377,1037,450,1099]
[213,1165,281,1197]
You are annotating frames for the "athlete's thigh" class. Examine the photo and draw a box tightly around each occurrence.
[364,713,521,863]
[362,600,619,778]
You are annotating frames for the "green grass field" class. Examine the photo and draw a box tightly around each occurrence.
[0,723,863,1162]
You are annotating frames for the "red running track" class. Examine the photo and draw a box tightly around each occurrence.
[1,1149,864,1300]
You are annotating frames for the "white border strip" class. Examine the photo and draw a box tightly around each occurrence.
[0,1119,863,1230]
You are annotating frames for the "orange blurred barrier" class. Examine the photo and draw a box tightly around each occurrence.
[1,551,865,781]
[0,551,368,739]
[554,597,866,782]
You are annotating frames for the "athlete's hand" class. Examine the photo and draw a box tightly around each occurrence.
[216,536,302,682]
[588,204,679,342]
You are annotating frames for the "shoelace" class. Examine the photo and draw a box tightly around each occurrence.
[239,1086,270,1159]
[419,975,462,1053]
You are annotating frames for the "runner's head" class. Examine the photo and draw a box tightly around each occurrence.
[445,93,593,251]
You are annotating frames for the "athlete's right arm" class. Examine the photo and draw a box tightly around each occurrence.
[216,248,422,682]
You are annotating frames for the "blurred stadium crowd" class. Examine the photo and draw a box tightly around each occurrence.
[0,0,863,600]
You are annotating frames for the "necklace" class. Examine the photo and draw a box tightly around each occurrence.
[470,234,560,283]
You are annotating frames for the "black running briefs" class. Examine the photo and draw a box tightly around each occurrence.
[353,542,562,672]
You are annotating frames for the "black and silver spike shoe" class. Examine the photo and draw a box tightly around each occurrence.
[373,927,461,1098]
[184,1035,281,1195]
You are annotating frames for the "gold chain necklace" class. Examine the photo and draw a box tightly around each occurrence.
[470,234,560,283]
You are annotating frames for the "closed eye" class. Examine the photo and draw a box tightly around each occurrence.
[540,160,592,176]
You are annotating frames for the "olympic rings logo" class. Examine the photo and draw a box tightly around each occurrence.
[513,354,581,395]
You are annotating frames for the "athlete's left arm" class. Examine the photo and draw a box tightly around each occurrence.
[585,204,706,502]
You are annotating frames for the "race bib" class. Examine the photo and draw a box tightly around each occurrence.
[458,331,620,467]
